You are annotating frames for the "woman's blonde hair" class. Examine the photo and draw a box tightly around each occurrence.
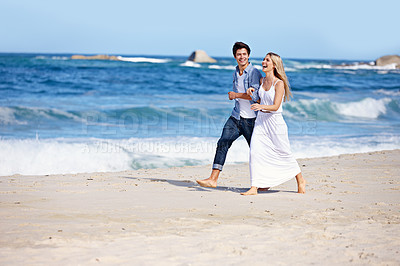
[267,52,292,101]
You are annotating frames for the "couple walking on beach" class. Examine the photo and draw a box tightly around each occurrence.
[196,42,306,195]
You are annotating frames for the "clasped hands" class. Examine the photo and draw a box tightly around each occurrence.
[247,87,268,111]
[228,88,268,112]
[228,87,255,100]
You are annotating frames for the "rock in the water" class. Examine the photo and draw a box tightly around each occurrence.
[375,55,400,68]
[71,54,120,61]
[187,50,217,63]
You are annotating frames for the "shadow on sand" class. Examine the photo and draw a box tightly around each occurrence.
[121,176,295,194]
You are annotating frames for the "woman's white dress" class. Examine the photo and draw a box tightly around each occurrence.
[249,79,301,188]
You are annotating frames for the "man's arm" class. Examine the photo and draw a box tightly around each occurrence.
[228,70,251,100]
[228,91,251,100]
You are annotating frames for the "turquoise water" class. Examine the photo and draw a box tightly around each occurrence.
[1,53,399,175]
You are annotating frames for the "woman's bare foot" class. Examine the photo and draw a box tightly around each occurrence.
[196,178,217,188]
[296,173,306,194]
[241,186,258,195]
[297,180,306,194]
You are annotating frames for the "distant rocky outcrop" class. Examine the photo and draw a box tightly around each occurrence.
[375,55,400,69]
[71,54,120,61]
[332,54,400,69]
[187,50,217,63]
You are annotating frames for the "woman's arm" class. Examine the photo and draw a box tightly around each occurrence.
[250,80,284,112]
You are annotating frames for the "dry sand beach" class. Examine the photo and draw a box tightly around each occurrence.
[1,149,399,265]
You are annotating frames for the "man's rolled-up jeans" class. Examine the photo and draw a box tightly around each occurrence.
[212,116,255,171]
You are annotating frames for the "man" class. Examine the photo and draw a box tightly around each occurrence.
[197,42,262,188]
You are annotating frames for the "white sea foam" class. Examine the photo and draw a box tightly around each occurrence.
[0,138,132,176]
[117,56,170,63]
[334,63,398,70]
[0,107,27,125]
[374,89,400,96]
[35,56,69,60]
[293,64,333,70]
[51,56,69,60]
[290,134,400,159]
[335,97,391,119]
[208,65,236,70]
[0,106,86,125]
[180,61,201,68]
[293,62,398,71]
[0,137,219,176]
[284,97,395,121]
[1,134,399,176]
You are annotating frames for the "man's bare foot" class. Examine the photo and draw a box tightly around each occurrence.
[258,187,270,192]
[241,186,258,195]
[196,178,217,188]
[197,169,220,188]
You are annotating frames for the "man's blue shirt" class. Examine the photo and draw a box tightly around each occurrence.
[231,62,263,120]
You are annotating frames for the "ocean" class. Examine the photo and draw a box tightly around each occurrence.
[1,53,399,176]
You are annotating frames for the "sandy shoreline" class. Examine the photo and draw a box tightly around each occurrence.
[1,149,399,265]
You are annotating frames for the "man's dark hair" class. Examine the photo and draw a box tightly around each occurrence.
[232,42,251,57]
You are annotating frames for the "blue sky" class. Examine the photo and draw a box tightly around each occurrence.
[1,0,399,60]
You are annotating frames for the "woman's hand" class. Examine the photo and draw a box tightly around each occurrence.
[247,87,255,96]
[251,103,265,111]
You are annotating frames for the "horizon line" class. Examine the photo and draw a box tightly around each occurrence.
[0,51,392,62]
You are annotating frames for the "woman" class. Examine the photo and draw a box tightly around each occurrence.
[241,52,306,195]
